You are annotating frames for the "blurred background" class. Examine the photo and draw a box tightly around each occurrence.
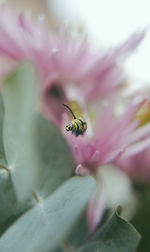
[3,0,150,87]
[49,0,150,85]
[1,0,150,251]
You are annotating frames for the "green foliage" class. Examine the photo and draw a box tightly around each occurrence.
[132,185,150,252]
[0,93,24,233]
[2,64,41,202]
[0,176,95,252]
[0,63,74,234]
[78,207,141,252]
[0,63,141,252]
[0,94,7,166]
[36,115,73,198]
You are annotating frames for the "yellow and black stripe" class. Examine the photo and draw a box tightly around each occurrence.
[62,104,87,136]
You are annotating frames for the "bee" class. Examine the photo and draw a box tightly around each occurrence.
[62,103,87,136]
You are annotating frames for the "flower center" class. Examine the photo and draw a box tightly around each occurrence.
[136,103,150,126]
[49,84,64,100]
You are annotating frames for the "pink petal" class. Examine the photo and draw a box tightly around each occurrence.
[123,137,150,158]
[105,144,127,163]
[113,29,147,58]
[126,122,150,145]
[75,164,90,175]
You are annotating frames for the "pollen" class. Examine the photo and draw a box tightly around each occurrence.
[136,103,150,126]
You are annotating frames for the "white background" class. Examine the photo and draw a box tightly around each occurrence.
[48,0,150,87]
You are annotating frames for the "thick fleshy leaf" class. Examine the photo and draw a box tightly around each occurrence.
[36,115,73,198]
[2,63,41,202]
[0,170,18,234]
[2,63,73,201]
[0,94,7,166]
[0,63,74,236]
[0,176,96,252]
[0,95,20,232]
[132,185,150,252]
[78,207,141,252]
[64,208,88,251]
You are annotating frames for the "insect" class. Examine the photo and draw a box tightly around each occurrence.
[62,103,87,136]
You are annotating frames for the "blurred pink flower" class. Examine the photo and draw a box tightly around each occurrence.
[63,98,150,234]
[116,147,150,183]
[115,100,150,182]
[0,6,149,235]
[0,7,147,125]
[114,97,150,183]
[65,99,150,173]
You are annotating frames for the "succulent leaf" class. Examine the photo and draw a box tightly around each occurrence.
[78,207,141,252]
[0,176,96,252]
[36,115,73,198]
[2,63,41,202]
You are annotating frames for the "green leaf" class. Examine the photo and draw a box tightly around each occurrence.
[36,115,73,198]
[0,95,21,232]
[132,185,150,252]
[0,176,96,252]
[0,94,7,166]
[0,63,74,234]
[2,63,74,201]
[2,63,42,202]
[0,171,18,232]
[78,207,141,252]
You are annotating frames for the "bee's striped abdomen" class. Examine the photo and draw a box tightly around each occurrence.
[66,118,87,136]
[63,103,87,136]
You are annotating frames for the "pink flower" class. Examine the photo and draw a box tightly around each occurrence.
[64,99,148,173]
[0,7,147,125]
[115,100,150,183]
[116,147,150,183]
[0,6,149,235]
[63,98,150,234]
[0,7,46,60]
